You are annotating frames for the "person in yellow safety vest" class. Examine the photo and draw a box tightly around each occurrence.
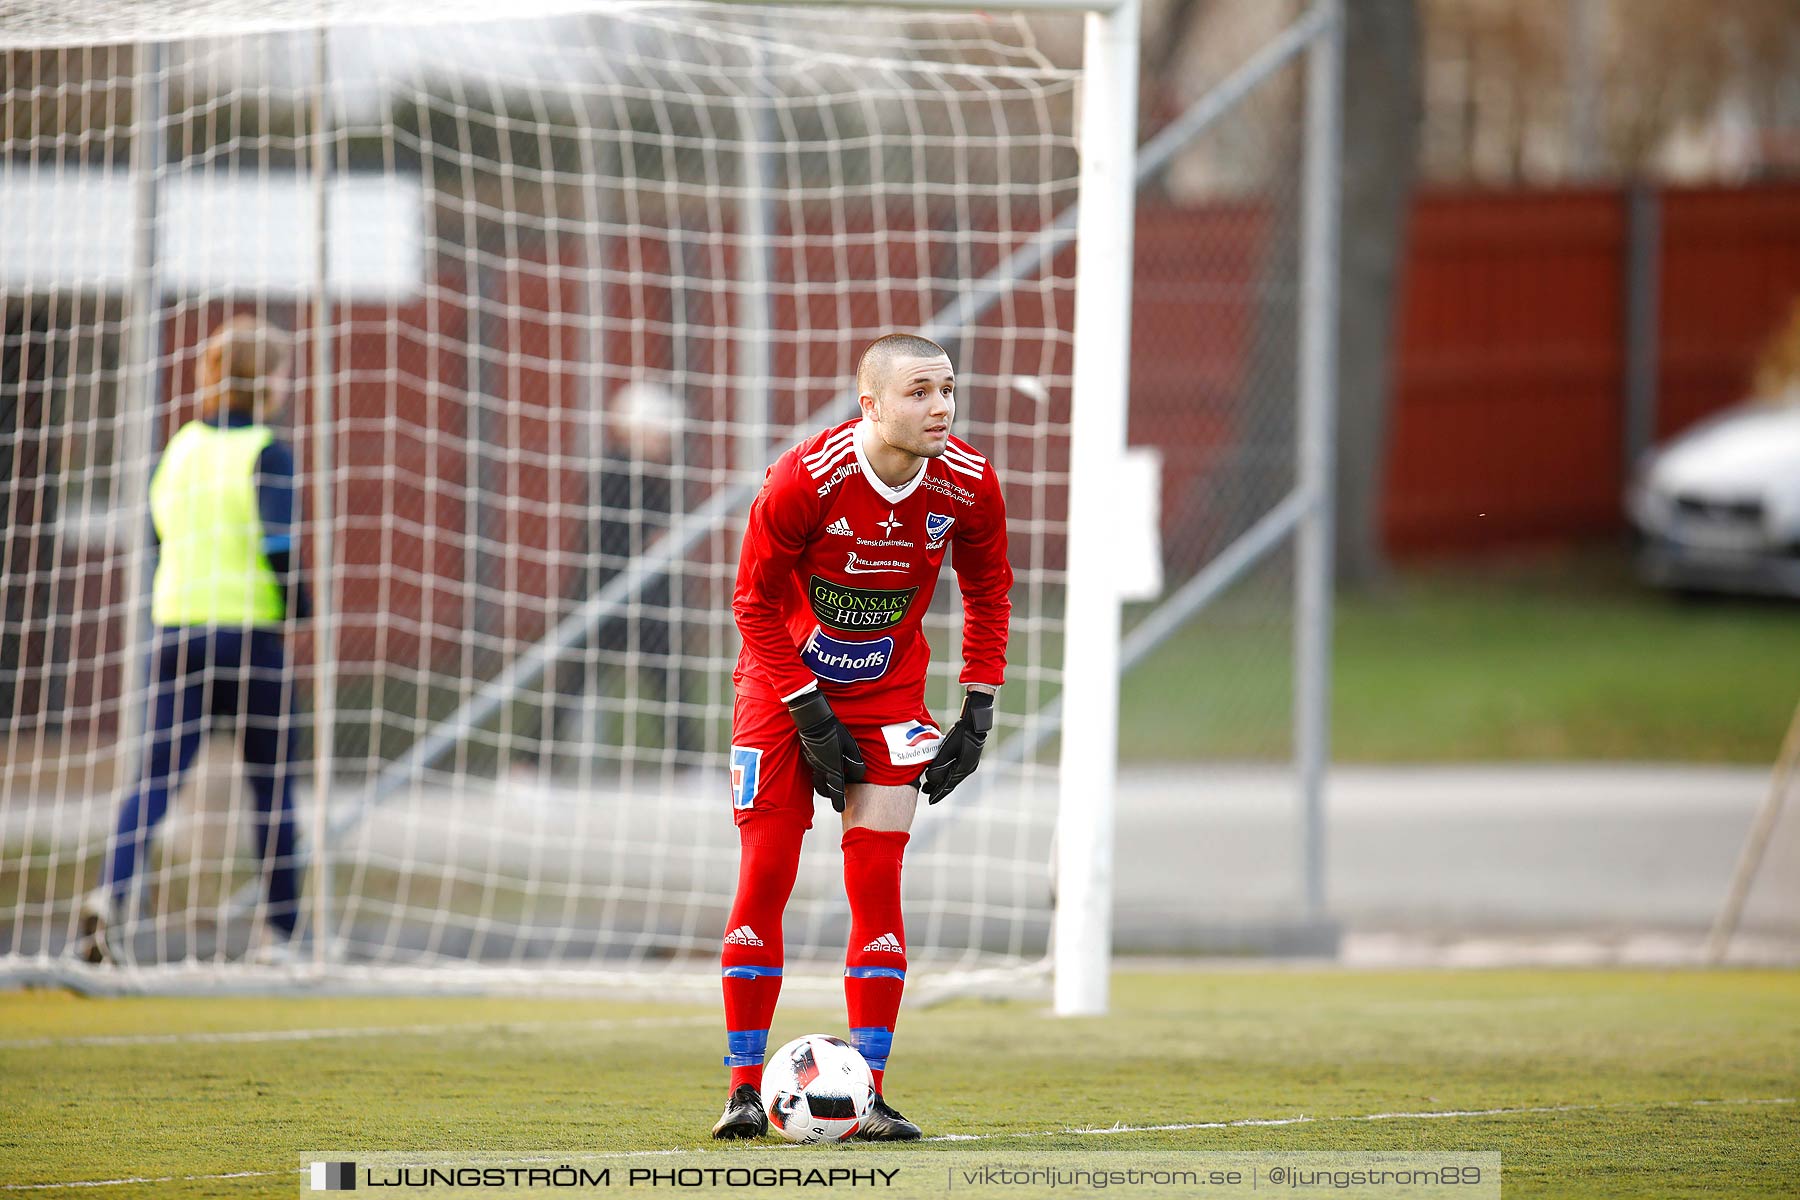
[77,316,310,966]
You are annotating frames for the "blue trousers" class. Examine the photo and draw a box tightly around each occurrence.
[105,627,301,937]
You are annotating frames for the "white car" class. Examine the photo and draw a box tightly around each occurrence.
[1627,400,1800,598]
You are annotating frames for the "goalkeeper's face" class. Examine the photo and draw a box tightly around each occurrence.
[867,353,956,460]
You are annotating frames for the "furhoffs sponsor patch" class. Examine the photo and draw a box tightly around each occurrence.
[800,628,894,684]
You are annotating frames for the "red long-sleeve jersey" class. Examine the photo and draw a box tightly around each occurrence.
[732,418,1012,711]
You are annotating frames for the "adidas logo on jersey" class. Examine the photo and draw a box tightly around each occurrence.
[862,932,904,954]
[826,517,854,536]
[724,925,764,947]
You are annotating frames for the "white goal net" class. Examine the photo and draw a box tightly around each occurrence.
[1,1,1097,993]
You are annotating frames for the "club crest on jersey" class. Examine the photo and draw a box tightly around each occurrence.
[730,745,761,809]
[881,719,943,766]
[802,629,893,684]
[925,512,955,542]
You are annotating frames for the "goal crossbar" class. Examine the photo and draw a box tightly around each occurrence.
[0,0,1134,52]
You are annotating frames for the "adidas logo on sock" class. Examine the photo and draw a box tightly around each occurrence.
[826,517,854,536]
[861,932,904,953]
[724,925,764,947]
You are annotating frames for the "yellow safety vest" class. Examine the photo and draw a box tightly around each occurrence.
[148,421,286,627]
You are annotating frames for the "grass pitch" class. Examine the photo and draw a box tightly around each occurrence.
[1122,552,1800,763]
[1,969,1795,1197]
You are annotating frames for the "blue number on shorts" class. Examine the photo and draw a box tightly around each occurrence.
[730,745,762,809]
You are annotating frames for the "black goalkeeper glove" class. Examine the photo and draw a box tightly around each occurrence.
[786,688,867,813]
[920,689,994,805]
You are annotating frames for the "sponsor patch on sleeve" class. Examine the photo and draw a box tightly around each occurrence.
[881,719,943,766]
[801,628,894,685]
[730,745,762,809]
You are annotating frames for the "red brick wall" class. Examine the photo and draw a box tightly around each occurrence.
[1383,189,1628,551]
[21,184,1800,735]
[1379,184,1800,555]
[1658,186,1800,438]
[1127,185,1800,560]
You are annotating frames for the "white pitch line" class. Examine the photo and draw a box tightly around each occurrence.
[0,1014,715,1050]
[0,1172,284,1192]
[3,1097,1791,1191]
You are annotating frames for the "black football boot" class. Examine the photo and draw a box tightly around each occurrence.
[710,1084,768,1139]
[854,1093,922,1141]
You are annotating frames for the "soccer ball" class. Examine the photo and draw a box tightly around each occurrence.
[760,1034,875,1143]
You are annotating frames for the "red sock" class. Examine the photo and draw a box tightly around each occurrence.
[721,822,803,1094]
[842,827,908,1095]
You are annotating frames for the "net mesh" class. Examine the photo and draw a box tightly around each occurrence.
[0,4,1083,990]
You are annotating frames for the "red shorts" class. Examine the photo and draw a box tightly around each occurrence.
[729,682,944,831]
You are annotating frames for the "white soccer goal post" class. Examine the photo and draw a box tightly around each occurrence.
[0,0,1341,1008]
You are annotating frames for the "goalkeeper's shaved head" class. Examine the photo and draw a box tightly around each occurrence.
[857,333,950,399]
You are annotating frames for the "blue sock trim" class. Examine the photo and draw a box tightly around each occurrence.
[844,965,906,980]
[723,1028,768,1068]
[849,1026,893,1070]
[721,964,783,979]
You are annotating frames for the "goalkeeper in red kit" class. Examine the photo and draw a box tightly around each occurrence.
[712,333,1013,1140]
